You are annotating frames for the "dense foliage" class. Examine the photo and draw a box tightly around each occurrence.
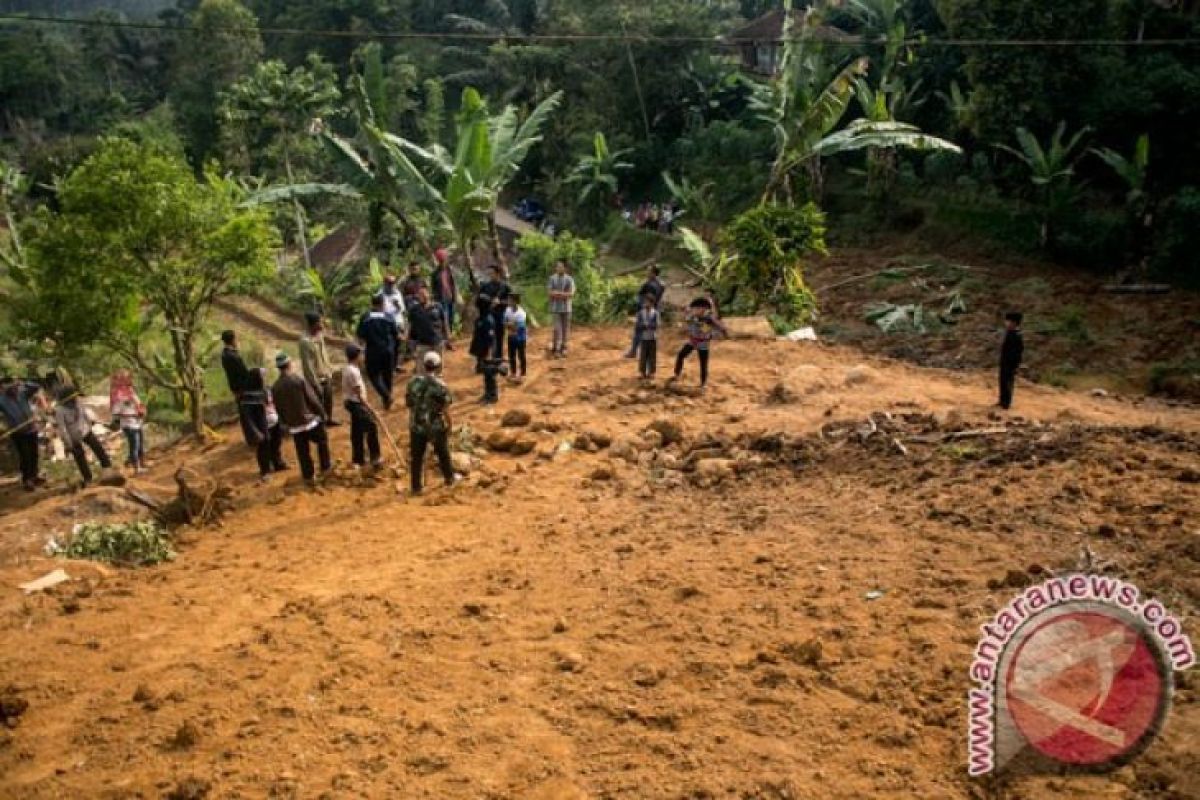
[1,0,1199,405]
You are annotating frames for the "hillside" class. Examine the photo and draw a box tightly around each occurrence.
[0,326,1196,798]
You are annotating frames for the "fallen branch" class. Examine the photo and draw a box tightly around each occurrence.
[905,427,1011,445]
[815,263,983,294]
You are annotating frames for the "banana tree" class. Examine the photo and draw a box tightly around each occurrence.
[753,0,868,204]
[662,171,717,240]
[566,132,632,211]
[1091,133,1151,269]
[388,85,563,286]
[996,123,1090,249]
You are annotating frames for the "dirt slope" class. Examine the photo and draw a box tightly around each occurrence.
[0,327,1197,799]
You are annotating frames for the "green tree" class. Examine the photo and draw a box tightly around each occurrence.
[220,56,341,265]
[1092,133,1151,269]
[566,132,632,223]
[169,0,263,167]
[995,122,1090,249]
[719,203,827,324]
[17,139,275,435]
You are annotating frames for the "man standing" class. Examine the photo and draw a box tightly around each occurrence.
[0,376,44,491]
[342,344,382,472]
[357,295,398,409]
[299,312,340,427]
[547,259,576,358]
[998,311,1025,410]
[431,248,457,339]
[377,274,406,374]
[401,261,428,301]
[405,352,457,495]
[55,387,114,487]
[625,264,665,358]
[271,352,331,487]
[406,286,440,376]
[478,265,510,360]
[220,330,252,397]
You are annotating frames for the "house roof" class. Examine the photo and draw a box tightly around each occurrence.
[727,8,852,44]
[308,226,366,269]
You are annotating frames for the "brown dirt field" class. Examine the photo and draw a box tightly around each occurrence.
[0,326,1197,799]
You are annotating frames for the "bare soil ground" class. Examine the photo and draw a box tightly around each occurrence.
[0,326,1197,799]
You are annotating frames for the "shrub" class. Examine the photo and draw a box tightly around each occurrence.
[63,521,175,566]
[513,232,608,323]
[602,276,642,322]
[719,203,826,326]
[1152,187,1200,288]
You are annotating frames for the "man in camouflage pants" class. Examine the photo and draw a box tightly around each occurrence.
[405,351,457,495]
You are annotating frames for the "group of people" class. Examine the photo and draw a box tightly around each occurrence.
[625,201,680,235]
[0,370,148,492]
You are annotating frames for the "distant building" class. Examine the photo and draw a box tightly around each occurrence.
[728,8,852,77]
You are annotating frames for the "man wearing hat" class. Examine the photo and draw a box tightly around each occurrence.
[299,312,340,427]
[341,343,382,471]
[405,351,457,495]
[271,352,332,486]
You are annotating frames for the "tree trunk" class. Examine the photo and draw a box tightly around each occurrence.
[283,143,312,269]
[487,212,509,277]
[172,325,206,439]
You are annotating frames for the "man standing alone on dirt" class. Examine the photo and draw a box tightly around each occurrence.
[547,259,576,358]
[299,312,340,427]
[405,352,457,495]
[998,311,1024,410]
[272,352,332,487]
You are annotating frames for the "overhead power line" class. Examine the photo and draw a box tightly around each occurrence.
[1,12,1199,49]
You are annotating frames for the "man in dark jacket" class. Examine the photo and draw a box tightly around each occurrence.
[406,287,440,375]
[0,376,44,491]
[271,352,331,486]
[220,330,252,396]
[357,294,399,409]
[477,265,510,359]
[998,311,1025,410]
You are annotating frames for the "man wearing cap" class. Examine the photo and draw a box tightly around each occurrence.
[405,351,457,495]
[431,248,457,339]
[299,312,340,427]
[271,352,332,487]
[342,343,382,471]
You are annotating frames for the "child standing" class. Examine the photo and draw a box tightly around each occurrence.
[342,343,383,471]
[635,296,659,380]
[504,293,528,380]
[998,311,1025,410]
[671,298,727,389]
[109,370,147,472]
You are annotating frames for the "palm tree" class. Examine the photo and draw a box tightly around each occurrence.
[566,132,632,214]
[996,123,1090,249]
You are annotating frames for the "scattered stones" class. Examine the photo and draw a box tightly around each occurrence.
[553,650,585,673]
[574,433,598,453]
[1178,468,1200,484]
[588,431,613,449]
[501,409,532,428]
[552,617,568,633]
[844,365,878,386]
[1094,523,1118,539]
[646,418,684,446]
[486,430,518,452]
[610,438,639,463]
[0,687,28,727]
[630,663,664,687]
[589,465,615,482]
[674,585,702,601]
[451,452,475,475]
[164,778,212,800]
[509,436,537,456]
[780,638,823,668]
[693,458,734,483]
[165,720,201,751]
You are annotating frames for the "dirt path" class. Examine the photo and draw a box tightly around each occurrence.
[0,327,1196,799]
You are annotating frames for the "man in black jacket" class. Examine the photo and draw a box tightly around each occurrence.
[477,265,510,359]
[220,330,252,397]
[271,352,331,486]
[357,294,399,409]
[998,311,1024,410]
[406,287,440,375]
[0,376,44,491]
